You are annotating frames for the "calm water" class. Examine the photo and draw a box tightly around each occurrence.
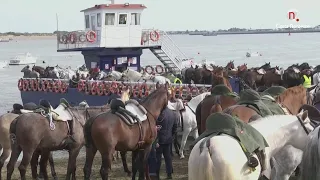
[0,33,320,160]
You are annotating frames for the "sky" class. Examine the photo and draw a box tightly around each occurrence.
[0,0,318,32]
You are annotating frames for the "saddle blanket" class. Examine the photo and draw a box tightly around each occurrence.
[20,104,72,121]
[257,68,266,75]
[125,103,147,122]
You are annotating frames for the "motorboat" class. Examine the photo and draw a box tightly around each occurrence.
[0,38,9,42]
[246,52,262,58]
[9,53,37,65]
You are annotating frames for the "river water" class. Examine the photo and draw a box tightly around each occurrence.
[0,33,320,159]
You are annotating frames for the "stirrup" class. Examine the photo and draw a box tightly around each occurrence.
[247,156,259,168]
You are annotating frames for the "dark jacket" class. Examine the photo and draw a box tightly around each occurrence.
[156,107,178,145]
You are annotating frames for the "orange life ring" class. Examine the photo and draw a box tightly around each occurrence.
[41,80,48,92]
[132,85,140,98]
[60,34,68,44]
[53,81,61,93]
[91,82,98,95]
[103,82,111,95]
[96,82,105,96]
[69,33,77,44]
[31,79,39,91]
[189,86,199,96]
[22,79,29,91]
[150,31,160,42]
[18,79,23,91]
[173,86,183,98]
[77,81,85,92]
[155,65,164,74]
[145,65,154,74]
[48,80,54,92]
[110,82,118,94]
[60,82,67,93]
[139,83,149,97]
[86,30,97,43]
[85,81,91,95]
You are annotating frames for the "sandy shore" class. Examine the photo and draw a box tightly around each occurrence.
[0,35,56,40]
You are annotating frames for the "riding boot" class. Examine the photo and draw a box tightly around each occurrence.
[65,120,76,144]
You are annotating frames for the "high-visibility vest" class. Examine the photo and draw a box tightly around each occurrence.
[303,75,311,88]
[173,78,182,84]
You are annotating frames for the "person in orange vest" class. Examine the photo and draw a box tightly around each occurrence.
[302,69,312,88]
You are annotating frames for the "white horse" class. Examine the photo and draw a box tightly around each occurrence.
[188,111,313,180]
[299,125,320,180]
[122,69,144,82]
[108,70,123,80]
[143,74,171,84]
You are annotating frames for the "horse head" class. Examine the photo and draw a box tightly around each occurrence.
[21,65,30,72]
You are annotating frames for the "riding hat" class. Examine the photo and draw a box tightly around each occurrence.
[211,85,238,98]
[261,86,286,98]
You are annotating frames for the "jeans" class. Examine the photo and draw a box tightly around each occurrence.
[156,144,173,176]
[148,143,157,176]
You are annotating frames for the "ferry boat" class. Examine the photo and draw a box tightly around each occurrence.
[9,52,37,65]
[18,1,240,107]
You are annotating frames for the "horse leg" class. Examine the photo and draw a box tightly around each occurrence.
[84,146,98,180]
[131,150,139,180]
[48,152,58,180]
[100,150,114,180]
[66,147,82,180]
[138,145,152,180]
[39,150,50,180]
[120,151,131,176]
[179,128,191,159]
[6,143,22,180]
[0,146,10,180]
[18,148,35,180]
[173,133,180,156]
[30,150,40,179]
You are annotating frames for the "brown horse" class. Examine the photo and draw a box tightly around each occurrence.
[0,112,58,180]
[6,104,109,180]
[83,83,170,180]
[224,85,310,123]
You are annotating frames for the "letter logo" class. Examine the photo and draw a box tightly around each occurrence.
[288,11,299,22]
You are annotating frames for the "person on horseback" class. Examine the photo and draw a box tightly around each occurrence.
[302,69,312,88]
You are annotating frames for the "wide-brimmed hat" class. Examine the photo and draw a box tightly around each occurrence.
[211,84,238,97]
[261,86,286,98]
[237,89,261,105]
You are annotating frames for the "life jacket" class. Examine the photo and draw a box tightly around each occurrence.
[303,75,311,88]
[173,78,182,84]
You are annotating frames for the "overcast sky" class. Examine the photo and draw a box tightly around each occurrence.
[0,0,318,32]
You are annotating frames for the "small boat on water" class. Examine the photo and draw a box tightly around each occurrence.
[0,38,9,42]
[9,53,37,65]
[246,52,262,57]
[202,32,218,36]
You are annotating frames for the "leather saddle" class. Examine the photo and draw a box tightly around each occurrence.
[12,102,38,114]
[110,99,147,126]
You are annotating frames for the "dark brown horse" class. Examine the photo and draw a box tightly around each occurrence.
[6,105,109,180]
[83,83,170,180]
[32,65,46,77]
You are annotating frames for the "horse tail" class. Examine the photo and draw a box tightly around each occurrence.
[83,116,96,148]
[300,126,320,180]
[195,102,202,133]
[9,117,19,144]
[189,139,214,180]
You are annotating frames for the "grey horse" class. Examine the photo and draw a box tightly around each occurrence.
[21,65,39,78]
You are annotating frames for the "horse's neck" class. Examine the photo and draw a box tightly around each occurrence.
[280,96,303,115]
[220,96,237,109]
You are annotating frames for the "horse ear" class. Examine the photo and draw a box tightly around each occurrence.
[165,82,169,89]
[155,82,160,89]
[298,110,309,122]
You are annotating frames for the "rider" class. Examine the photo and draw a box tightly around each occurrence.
[302,69,312,88]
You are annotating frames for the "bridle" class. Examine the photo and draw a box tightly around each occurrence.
[297,115,311,135]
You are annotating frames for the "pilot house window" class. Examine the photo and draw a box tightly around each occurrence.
[118,14,127,25]
[97,13,101,27]
[131,13,141,25]
[85,15,90,28]
[105,13,115,25]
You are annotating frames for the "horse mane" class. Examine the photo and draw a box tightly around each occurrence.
[276,85,306,103]
[300,125,320,180]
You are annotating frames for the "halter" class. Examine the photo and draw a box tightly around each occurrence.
[297,115,311,135]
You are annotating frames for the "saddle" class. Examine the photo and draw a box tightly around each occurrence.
[299,104,320,127]
[13,102,39,114]
[110,99,147,148]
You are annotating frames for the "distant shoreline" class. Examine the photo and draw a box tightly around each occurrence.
[0,35,56,40]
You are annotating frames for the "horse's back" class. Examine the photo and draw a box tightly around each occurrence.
[189,135,260,180]
[0,113,19,142]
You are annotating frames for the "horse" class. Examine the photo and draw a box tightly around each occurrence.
[6,102,109,180]
[32,65,46,77]
[108,70,123,81]
[188,111,313,180]
[168,98,199,159]
[21,65,39,78]
[83,82,170,180]
[181,67,196,84]
[223,85,310,123]
[122,68,144,82]
[44,66,59,79]
[300,125,320,180]
[143,74,171,84]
